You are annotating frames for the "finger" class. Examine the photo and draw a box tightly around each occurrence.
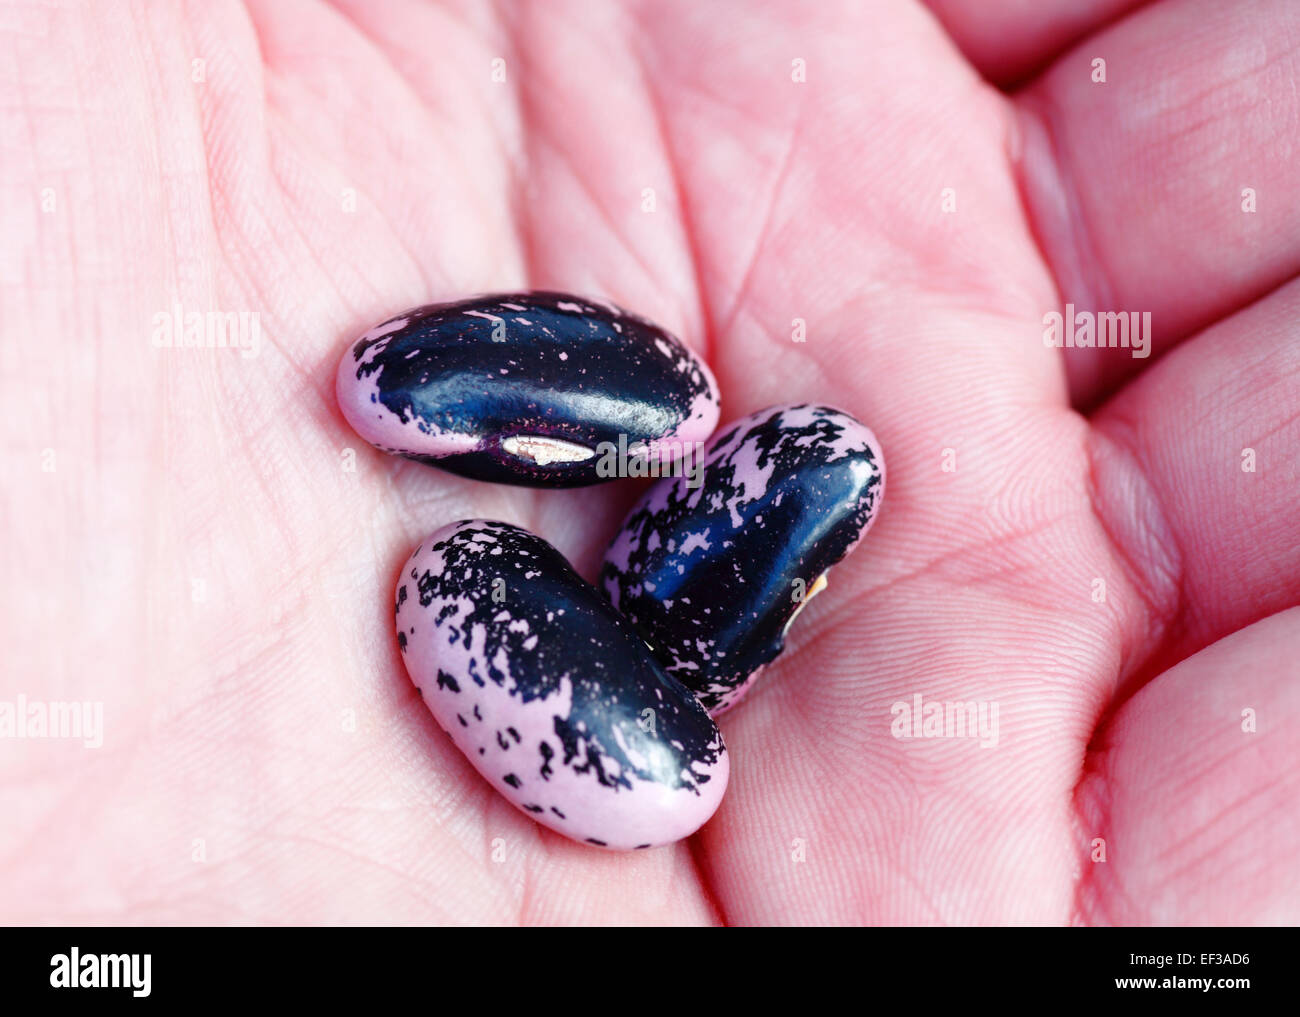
[1014,0,1300,405]
[1076,607,1300,923]
[1087,275,1300,685]
[924,0,1149,85]
[247,0,522,298]
[628,0,1064,414]
[628,0,1109,924]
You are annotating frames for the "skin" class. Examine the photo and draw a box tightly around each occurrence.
[2,0,1298,925]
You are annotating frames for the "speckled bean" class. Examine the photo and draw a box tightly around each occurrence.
[337,292,719,487]
[396,519,729,849]
[601,404,885,714]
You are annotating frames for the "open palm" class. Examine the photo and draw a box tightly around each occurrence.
[5,0,1299,924]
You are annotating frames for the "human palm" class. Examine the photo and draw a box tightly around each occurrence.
[5,0,1299,924]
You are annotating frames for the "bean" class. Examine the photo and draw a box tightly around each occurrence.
[601,404,885,714]
[396,519,729,849]
[337,292,719,487]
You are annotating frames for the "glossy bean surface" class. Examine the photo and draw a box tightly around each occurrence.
[337,292,719,487]
[602,404,885,714]
[396,519,729,848]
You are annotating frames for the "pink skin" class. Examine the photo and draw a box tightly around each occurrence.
[10,1,1300,925]
[396,522,729,850]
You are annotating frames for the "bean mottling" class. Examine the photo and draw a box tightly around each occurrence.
[337,292,720,487]
[602,405,885,714]
[396,519,729,849]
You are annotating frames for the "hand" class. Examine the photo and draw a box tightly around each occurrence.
[4,0,1297,924]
